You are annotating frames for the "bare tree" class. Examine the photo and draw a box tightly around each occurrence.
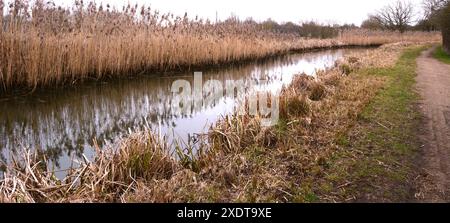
[375,0,415,33]
[421,0,449,53]
[422,0,448,19]
[361,15,384,30]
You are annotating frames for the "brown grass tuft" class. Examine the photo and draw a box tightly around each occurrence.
[309,82,327,101]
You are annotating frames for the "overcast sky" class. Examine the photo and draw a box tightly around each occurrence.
[32,0,427,25]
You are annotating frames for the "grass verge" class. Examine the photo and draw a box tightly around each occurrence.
[433,46,450,64]
[317,46,428,202]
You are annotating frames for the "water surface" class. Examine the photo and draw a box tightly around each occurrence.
[0,48,372,177]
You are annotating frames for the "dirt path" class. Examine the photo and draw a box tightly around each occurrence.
[415,46,450,202]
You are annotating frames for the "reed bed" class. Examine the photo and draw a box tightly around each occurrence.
[0,42,427,203]
[0,1,441,91]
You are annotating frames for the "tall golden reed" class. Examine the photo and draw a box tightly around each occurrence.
[0,0,441,91]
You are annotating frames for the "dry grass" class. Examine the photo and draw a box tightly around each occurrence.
[0,42,425,203]
[0,1,441,91]
[0,132,179,202]
[317,46,429,202]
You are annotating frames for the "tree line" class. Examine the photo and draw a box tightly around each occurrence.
[245,18,357,39]
[361,0,449,52]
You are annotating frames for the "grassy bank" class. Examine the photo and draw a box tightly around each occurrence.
[433,46,450,64]
[0,1,440,92]
[312,46,427,202]
[1,43,430,203]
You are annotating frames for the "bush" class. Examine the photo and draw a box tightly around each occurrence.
[339,64,353,75]
[280,95,310,118]
[309,83,327,101]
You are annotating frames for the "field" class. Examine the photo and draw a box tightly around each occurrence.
[0,1,440,91]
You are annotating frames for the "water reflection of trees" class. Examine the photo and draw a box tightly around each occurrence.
[0,49,353,168]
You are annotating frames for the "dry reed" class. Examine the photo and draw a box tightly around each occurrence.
[0,1,441,91]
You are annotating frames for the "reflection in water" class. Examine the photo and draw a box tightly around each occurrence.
[0,49,371,176]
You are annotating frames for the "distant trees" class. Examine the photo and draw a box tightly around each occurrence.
[361,15,384,30]
[261,18,280,31]
[298,21,340,38]
[419,0,449,53]
[361,0,449,50]
[372,0,415,33]
[419,0,448,31]
[422,0,448,20]
[260,19,342,39]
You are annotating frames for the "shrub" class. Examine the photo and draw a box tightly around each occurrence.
[309,83,327,101]
[289,96,311,116]
[340,64,353,75]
